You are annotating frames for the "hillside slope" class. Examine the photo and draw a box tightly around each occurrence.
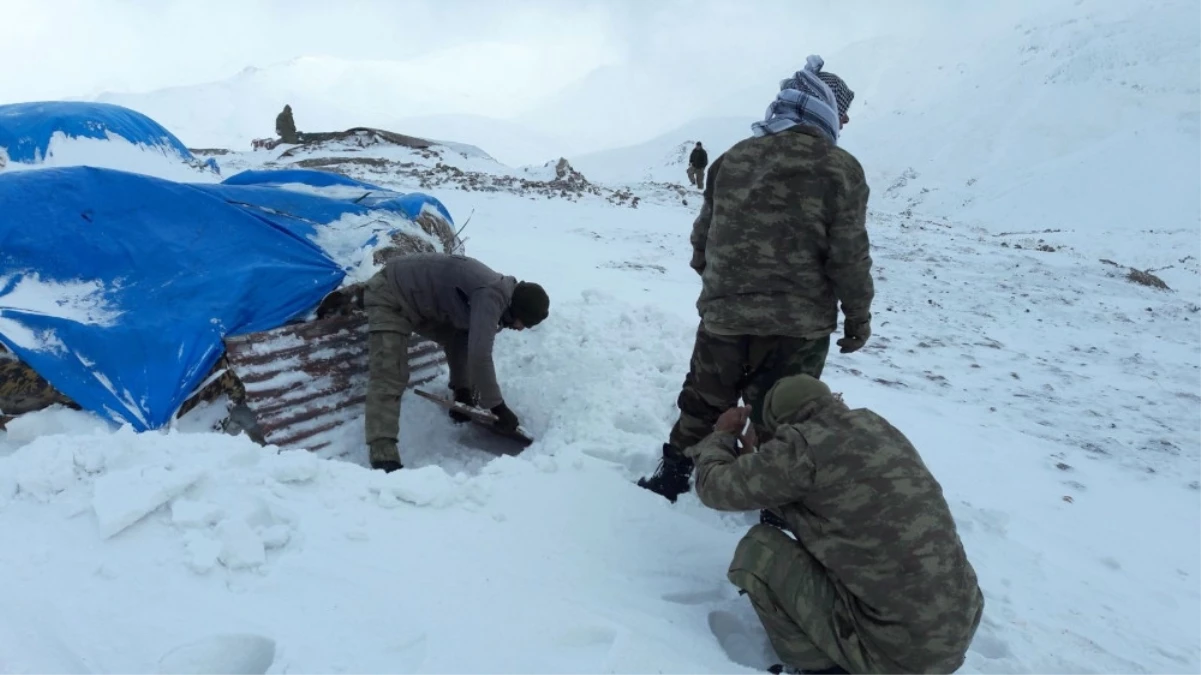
[566,0,1200,293]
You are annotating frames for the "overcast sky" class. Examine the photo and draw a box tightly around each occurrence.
[1,0,1050,158]
[2,0,1030,101]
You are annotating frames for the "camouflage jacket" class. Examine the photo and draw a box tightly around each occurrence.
[686,396,984,673]
[690,126,873,339]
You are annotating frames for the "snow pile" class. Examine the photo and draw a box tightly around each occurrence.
[310,211,451,284]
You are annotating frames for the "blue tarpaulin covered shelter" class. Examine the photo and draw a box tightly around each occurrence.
[0,101,212,170]
[0,165,452,430]
[219,168,455,225]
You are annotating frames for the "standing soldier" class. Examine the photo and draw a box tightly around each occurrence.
[275,104,301,145]
[685,375,984,675]
[687,141,708,189]
[639,55,873,507]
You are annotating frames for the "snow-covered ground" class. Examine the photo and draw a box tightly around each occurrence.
[2,0,1199,672]
[2,164,1198,673]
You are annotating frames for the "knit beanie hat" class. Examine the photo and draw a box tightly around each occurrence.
[762,374,832,433]
[509,281,549,326]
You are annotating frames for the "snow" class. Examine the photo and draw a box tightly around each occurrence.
[0,274,124,355]
[570,116,750,186]
[0,131,220,183]
[1,0,1199,673]
[308,211,445,284]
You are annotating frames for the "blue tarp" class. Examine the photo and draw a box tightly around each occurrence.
[0,166,453,431]
[221,169,455,225]
[0,101,196,164]
[222,168,386,191]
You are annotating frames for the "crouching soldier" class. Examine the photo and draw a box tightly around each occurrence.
[363,253,549,472]
[687,374,983,674]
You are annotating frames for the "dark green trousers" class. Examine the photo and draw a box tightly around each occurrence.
[668,322,830,453]
[728,524,876,673]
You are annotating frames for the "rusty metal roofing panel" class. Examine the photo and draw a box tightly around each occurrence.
[222,313,445,453]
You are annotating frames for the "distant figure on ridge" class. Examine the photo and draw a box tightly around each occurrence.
[687,375,984,674]
[275,104,301,145]
[639,54,874,509]
[687,141,708,189]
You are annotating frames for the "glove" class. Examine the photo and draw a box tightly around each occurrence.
[449,387,475,424]
[490,402,520,433]
[837,316,871,354]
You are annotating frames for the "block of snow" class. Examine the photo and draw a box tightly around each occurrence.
[216,520,266,569]
[2,407,114,445]
[15,446,78,501]
[171,499,226,528]
[269,450,321,483]
[377,465,461,508]
[259,524,292,550]
[156,633,276,675]
[184,533,222,574]
[92,465,206,539]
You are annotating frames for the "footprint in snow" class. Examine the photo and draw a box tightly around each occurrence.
[969,629,1013,660]
[707,609,776,671]
[661,587,731,606]
[157,634,276,675]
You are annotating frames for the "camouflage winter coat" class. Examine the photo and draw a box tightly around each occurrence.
[686,394,984,673]
[690,125,873,339]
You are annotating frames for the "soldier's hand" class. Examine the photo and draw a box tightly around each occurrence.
[838,316,871,354]
[738,423,758,455]
[715,405,750,434]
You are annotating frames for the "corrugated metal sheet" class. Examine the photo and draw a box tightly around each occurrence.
[222,313,445,452]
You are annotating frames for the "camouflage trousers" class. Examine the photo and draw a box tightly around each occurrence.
[363,272,416,465]
[668,323,829,453]
[686,165,705,189]
[728,524,875,674]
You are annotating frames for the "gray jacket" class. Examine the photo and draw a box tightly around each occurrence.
[381,253,517,408]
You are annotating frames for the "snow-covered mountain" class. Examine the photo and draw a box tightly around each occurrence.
[568,0,1200,288]
[91,49,579,166]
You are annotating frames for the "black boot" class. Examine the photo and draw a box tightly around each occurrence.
[371,459,403,473]
[449,387,475,424]
[636,444,693,502]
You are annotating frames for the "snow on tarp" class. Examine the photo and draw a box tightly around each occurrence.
[0,101,200,166]
[220,168,455,225]
[0,166,350,431]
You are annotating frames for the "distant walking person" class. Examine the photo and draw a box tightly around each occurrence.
[275,104,301,144]
[639,55,872,506]
[687,142,708,189]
